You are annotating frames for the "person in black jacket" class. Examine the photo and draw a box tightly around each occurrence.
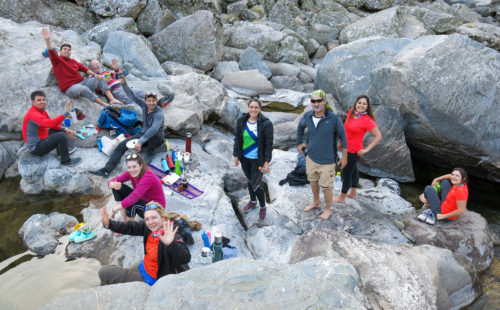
[98,201,191,286]
[233,96,274,221]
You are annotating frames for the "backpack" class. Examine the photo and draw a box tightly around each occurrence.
[97,106,142,136]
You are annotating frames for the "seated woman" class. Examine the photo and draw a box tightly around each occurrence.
[99,201,191,286]
[108,153,165,223]
[418,167,469,225]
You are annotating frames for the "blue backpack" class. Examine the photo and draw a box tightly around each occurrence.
[97,106,142,135]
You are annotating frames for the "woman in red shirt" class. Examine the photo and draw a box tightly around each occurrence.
[332,95,382,203]
[418,168,469,224]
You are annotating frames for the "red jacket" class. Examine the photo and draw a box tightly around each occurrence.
[22,106,66,151]
[49,49,89,93]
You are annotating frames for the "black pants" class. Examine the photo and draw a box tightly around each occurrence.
[112,184,147,218]
[104,132,163,173]
[424,180,452,215]
[31,129,70,163]
[341,152,359,194]
[240,157,266,207]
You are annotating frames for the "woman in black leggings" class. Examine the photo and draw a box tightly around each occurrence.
[233,96,274,221]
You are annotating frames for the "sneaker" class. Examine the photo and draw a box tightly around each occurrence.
[258,207,267,221]
[74,231,97,243]
[68,229,81,242]
[426,211,436,225]
[417,209,430,222]
[57,146,77,158]
[61,157,81,167]
[243,201,257,213]
[88,168,110,177]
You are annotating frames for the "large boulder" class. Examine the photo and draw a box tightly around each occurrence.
[136,0,177,37]
[149,10,224,71]
[221,70,275,95]
[291,229,480,310]
[239,47,272,78]
[86,0,147,19]
[210,61,240,81]
[83,17,139,47]
[369,34,500,182]
[103,31,167,78]
[401,211,495,272]
[0,0,98,33]
[0,141,20,179]
[456,22,500,51]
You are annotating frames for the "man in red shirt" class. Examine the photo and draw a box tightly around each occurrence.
[41,28,122,107]
[22,90,81,166]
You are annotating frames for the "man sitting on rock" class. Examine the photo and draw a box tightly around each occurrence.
[22,90,81,166]
[88,58,146,106]
[41,28,122,107]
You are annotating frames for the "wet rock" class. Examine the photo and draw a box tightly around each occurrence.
[210,61,240,81]
[149,10,224,71]
[136,0,176,36]
[103,31,167,78]
[83,17,139,47]
[402,211,495,272]
[87,0,147,19]
[239,47,272,78]
[221,70,274,95]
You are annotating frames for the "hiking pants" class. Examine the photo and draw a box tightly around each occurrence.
[341,152,359,194]
[31,129,70,163]
[103,133,164,173]
[66,77,110,102]
[240,157,266,208]
[424,180,452,215]
[98,264,143,286]
[112,86,145,106]
[112,184,147,218]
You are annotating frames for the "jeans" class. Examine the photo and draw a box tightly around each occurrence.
[240,157,266,207]
[31,129,70,163]
[98,264,143,286]
[66,77,110,102]
[424,180,452,215]
[112,184,147,218]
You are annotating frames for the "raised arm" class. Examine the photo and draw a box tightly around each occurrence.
[431,174,451,187]
[41,28,53,50]
[121,77,145,107]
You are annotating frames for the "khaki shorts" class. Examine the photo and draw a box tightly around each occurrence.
[306,156,336,188]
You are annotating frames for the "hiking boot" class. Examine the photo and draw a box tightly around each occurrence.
[88,168,110,178]
[426,211,436,225]
[57,146,77,158]
[243,201,257,213]
[258,207,266,221]
[417,209,430,222]
[61,157,81,167]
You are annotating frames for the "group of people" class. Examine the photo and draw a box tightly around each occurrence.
[21,29,470,287]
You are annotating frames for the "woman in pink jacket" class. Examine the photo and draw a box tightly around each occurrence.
[108,153,165,223]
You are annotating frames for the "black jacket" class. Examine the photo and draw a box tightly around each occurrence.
[109,220,191,279]
[233,113,274,166]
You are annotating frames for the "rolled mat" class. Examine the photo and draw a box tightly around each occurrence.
[148,164,204,199]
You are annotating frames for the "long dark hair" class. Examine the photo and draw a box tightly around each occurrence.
[348,95,375,121]
[126,153,148,179]
[452,167,468,184]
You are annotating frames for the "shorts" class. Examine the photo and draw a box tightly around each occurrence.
[306,155,335,188]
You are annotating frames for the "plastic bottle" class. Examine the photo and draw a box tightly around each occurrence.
[201,231,211,250]
[161,159,170,173]
[186,132,192,153]
[334,172,342,191]
[433,181,441,192]
[175,159,182,176]
[212,233,223,263]
[166,154,175,170]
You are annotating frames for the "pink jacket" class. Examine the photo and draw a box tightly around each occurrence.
[109,169,166,209]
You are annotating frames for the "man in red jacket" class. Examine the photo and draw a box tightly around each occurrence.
[41,28,122,107]
[22,90,81,166]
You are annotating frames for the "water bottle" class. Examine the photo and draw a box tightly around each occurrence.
[175,159,182,176]
[433,181,441,193]
[334,172,342,191]
[212,233,223,263]
[201,231,211,250]
[161,159,170,173]
[186,132,192,153]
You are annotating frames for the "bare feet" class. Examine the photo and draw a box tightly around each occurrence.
[332,196,346,203]
[113,232,122,237]
[304,202,321,212]
[319,209,332,220]
[346,193,356,199]
[419,193,428,205]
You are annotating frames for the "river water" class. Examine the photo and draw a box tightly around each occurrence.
[0,176,498,309]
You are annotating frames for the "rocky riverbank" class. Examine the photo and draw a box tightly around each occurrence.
[0,0,499,308]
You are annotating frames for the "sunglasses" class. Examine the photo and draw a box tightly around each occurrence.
[144,204,161,211]
[126,153,139,160]
[310,99,323,103]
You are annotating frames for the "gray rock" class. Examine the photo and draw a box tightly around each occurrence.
[240,8,262,21]
[219,96,247,130]
[221,46,244,62]
[161,61,204,76]
[136,0,177,36]
[228,22,285,56]
[0,0,99,33]
[272,35,309,64]
[264,61,301,77]
[304,38,320,56]
[291,229,480,310]
[210,61,240,81]
[222,70,275,95]
[227,0,248,16]
[0,142,17,179]
[83,17,139,47]
[402,211,495,272]
[369,34,500,182]
[311,8,362,32]
[298,71,313,83]
[310,23,339,46]
[456,22,500,50]
[47,212,78,234]
[268,0,303,31]
[149,10,224,71]
[357,178,414,218]
[40,282,150,310]
[239,47,272,78]
[363,0,395,11]
[103,31,167,78]
[313,45,327,59]
[271,76,304,91]
[87,0,147,18]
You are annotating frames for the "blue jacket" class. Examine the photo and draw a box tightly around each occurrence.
[296,109,347,165]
